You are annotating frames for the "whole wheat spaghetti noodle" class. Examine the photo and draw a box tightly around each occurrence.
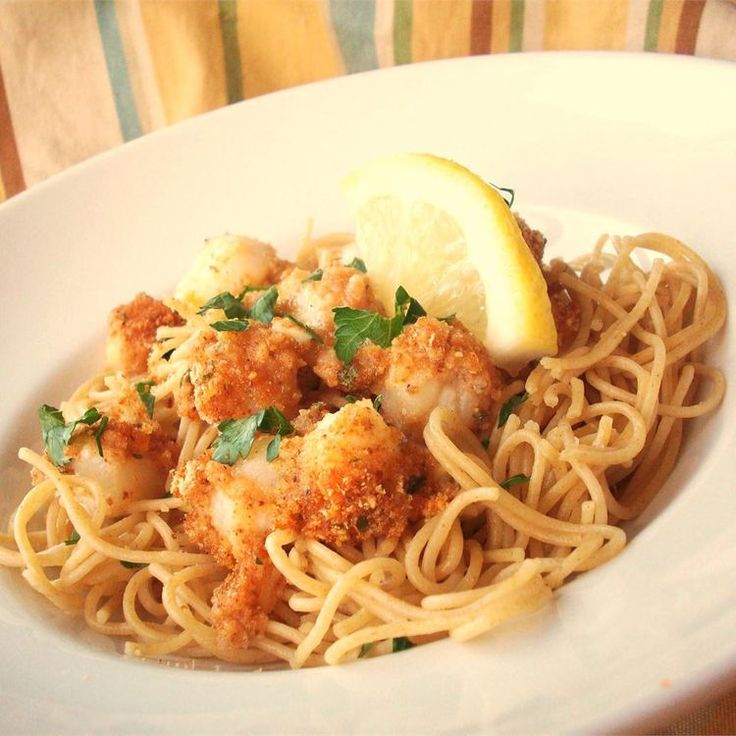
[0,229,725,669]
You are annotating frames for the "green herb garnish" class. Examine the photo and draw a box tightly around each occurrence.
[302,269,323,282]
[356,515,369,532]
[266,434,281,463]
[480,437,490,450]
[490,182,515,208]
[284,314,323,343]
[392,637,415,652]
[135,381,155,418]
[255,556,263,566]
[94,415,109,457]
[344,395,358,404]
[406,476,425,494]
[120,561,149,569]
[500,474,530,490]
[64,529,80,546]
[162,348,175,361]
[497,391,529,427]
[372,394,383,412]
[347,257,367,273]
[211,319,250,332]
[212,407,294,465]
[332,286,426,363]
[358,642,373,658]
[248,286,278,324]
[38,405,103,467]
[197,291,249,319]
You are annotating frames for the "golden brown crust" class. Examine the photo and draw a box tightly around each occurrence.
[515,214,546,264]
[211,553,285,648]
[312,341,389,392]
[545,260,582,352]
[106,293,184,375]
[189,324,305,423]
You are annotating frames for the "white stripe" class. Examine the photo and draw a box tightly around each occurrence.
[521,0,545,52]
[624,0,650,51]
[374,0,395,67]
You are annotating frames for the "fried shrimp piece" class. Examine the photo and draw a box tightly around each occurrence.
[67,420,177,514]
[174,235,286,308]
[294,400,411,546]
[278,263,383,340]
[171,438,298,646]
[515,214,546,263]
[189,324,305,423]
[106,293,184,375]
[544,259,582,351]
[375,317,504,439]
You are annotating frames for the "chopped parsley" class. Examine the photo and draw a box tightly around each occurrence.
[372,394,383,412]
[120,560,148,569]
[162,348,175,361]
[500,474,530,490]
[248,286,278,324]
[346,257,367,273]
[211,319,250,332]
[344,395,358,404]
[197,290,249,319]
[255,556,264,566]
[392,637,415,653]
[332,286,426,363]
[302,268,323,282]
[489,181,515,208]
[135,381,155,418]
[94,415,109,457]
[480,437,490,450]
[212,407,294,465]
[64,529,80,546]
[265,434,281,463]
[497,391,529,427]
[38,405,104,467]
[284,313,323,343]
[358,642,373,658]
[356,515,369,532]
[406,476,425,494]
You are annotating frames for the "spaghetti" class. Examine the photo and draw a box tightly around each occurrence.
[0,230,726,668]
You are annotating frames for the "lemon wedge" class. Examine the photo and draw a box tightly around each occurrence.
[342,153,557,372]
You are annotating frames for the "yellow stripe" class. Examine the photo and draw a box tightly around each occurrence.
[411,0,473,61]
[113,0,166,133]
[0,0,121,187]
[237,0,343,99]
[491,0,512,53]
[657,0,684,53]
[543,0,628,50]
[140,0,227,124]
[0,172,7,203]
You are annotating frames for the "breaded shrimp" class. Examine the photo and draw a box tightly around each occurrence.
[189,324,305,423]
[174,235,286,308]
[374,316,504,439]
[106,293,183,375]
[515,214,546,264]
[294,400,411,545]
[68,419,177,514]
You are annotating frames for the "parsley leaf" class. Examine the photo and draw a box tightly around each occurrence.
[332,286,426,363]
[135,381,155,418]
[480,437,490,450]
[38,405,103,467]
[162,348,175,361]
[344,395,358,404]
[197,291,249,319]
[392,637,415,652]
[358,642,373,658]
[211,319,250,332]
[94,415,109,457]
[347,257,367,273]
[489,181,515,208]
[302,269,323,282]
[64,529,80,546]
[356,515,369,532]
[248,286,278,324]
[255,556,263,565]
[120,561,148,569]
[500,474,530,490]
[266,434,281,463]
[212,407,294,465]
[284,314,324,344]
[406,476,425,494]
[497,391,529,427]
[372,394,383,412]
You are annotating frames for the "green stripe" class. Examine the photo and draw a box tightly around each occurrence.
[330,0,378,73]
[218,0,243,104]
[393,0,413,66]
[509,0,525,53]
[644,0,664,52]
[94,0,142,141]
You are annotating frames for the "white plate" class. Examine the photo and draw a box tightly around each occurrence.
[1,52,735,735]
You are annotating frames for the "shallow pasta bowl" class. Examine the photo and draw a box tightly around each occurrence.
[0,52,735,734]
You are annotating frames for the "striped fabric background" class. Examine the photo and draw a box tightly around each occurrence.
[1,0,735,202]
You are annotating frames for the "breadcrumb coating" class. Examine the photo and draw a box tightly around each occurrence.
[106,293,183,375]
[377,317,503,438]
[189,324,305,423]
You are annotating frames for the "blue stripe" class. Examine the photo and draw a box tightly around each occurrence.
[330,0,378,74]
[94,0,142,141]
